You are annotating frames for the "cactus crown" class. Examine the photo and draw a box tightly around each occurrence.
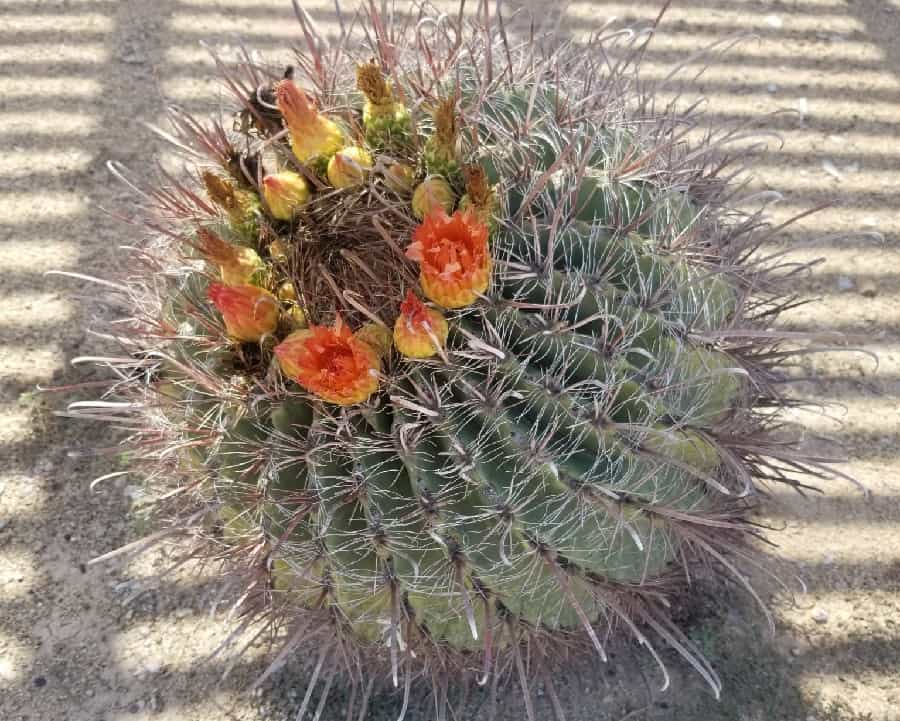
[65,3,844,718]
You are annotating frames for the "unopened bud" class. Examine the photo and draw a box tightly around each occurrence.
[393,291,448,358]
[207,283,280,342]
[262,171,310,221]
[383,162,416,194]
[277,281,298,302]
[411,175,455,220]
[327,146,374,188]
[196,228,262,285]
[275,79,345,165]
[355,322,393,358]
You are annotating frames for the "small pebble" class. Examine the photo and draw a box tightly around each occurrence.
[117,45,148,65]
[766,83,779,93]
[34,676,47,688]
[812,608,829,624]
[837,276,855,292]
[765,14,783,28]
[821,159,844,181]
[149,692,164,713]
[859,280,877,298]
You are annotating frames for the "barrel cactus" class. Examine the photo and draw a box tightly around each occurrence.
[66,3,839,716]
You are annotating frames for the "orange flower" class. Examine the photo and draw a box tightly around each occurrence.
[406,209,491,309]
[274,317,380,405]
[393,291,448,358]
[275,80,344,164]
[208,283,280,342]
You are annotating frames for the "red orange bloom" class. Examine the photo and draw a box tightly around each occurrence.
[274,317,380,405]
[393,291,448,358]
[406,209,491,309]
[207,283,279,342]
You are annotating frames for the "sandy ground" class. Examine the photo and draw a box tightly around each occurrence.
[1,1,898,719]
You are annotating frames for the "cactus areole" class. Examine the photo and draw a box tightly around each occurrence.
[67,3,843,714]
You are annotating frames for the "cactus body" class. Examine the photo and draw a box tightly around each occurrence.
[172,82,748,647]
[69,5,839,714]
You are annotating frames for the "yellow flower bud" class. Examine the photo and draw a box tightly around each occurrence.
[196,228,262,286]
[412,175,455,220]
[277,281,298,302]
[268,239,288,263]
[284,305,307,329]
[355,322,393,358]
[220,246,263,286]
[262,171,310,221]
[393,291,448,358]
[275,80,345,165]
[383,162,416,194]
[276,282,305,327]
[327,146,374,188]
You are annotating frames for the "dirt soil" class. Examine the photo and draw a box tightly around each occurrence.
[1,1,898,720]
